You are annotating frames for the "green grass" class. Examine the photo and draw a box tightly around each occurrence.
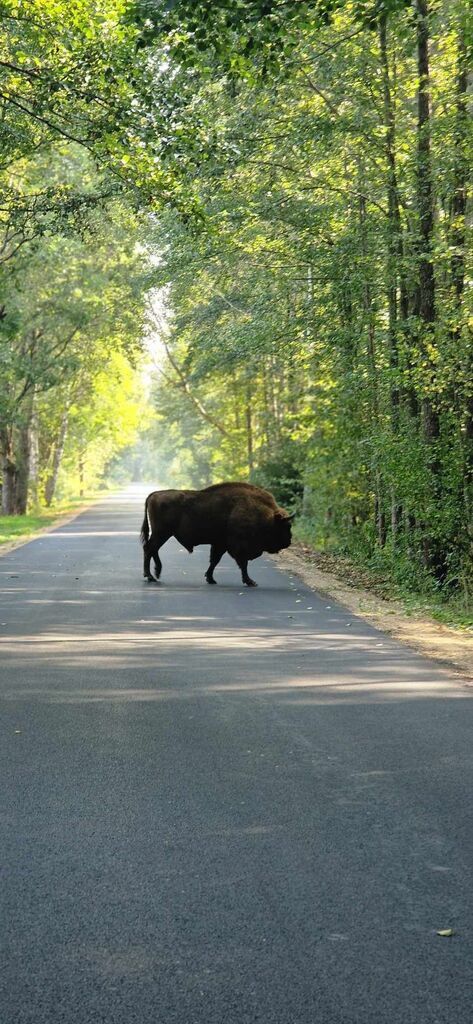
[0,492,105,548]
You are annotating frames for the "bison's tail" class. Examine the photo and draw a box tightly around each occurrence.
[140,498,150,547]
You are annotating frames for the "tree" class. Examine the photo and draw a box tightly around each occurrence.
[141,0,471,599]
[0,148,147,511]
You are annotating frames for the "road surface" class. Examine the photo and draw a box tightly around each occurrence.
[1,487,472,1023]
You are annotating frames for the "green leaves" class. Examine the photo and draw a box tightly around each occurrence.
[0,0,470,599]
[133,0,340,79]
[139,0,471,601]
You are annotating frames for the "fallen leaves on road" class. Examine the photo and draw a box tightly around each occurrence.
[274,548,473,680]
[437,929,455,937]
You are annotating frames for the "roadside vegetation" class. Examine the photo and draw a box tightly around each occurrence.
[0,491,108,547]
[0,1,152,513]
[0,1,471,622]
[292,532,473,630]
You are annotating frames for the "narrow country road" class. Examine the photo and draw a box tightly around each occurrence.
[1,487,472,1024]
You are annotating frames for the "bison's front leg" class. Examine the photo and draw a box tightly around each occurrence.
[236,556,257,587]
[205,543,226,584]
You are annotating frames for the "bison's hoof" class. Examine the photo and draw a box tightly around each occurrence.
[145,575,158,583]
[205,575,217,585]
[245,579,258,587]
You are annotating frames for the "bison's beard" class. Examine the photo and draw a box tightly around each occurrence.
[247,548,263,560]
[266,539,291,554]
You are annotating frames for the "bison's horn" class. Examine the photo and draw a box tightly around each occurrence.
[275,510,294,522]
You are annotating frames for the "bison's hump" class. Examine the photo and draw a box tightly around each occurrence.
[201,481,277,504]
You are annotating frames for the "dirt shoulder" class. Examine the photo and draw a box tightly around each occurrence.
[273,545,473,681]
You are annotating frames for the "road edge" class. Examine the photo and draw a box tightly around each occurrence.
[272,548,473,683]
[0,496,105,559]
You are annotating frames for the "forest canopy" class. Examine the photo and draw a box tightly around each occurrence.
[0,0,471,605]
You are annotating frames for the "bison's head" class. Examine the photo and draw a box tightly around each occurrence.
[265,509,293,553]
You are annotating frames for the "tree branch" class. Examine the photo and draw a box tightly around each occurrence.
[162,339,231,438]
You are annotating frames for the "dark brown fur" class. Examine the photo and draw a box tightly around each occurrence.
[140,482,293,587]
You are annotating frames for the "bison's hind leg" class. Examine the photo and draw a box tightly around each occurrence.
[205,543,226,584]
[143,531,170,582]
[143,539,156,582]
[151,548,163,581]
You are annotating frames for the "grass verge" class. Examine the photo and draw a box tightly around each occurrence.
[0,491,108,550]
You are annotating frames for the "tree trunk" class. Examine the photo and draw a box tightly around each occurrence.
[268,355,280,442]
[261,360,271,454]
[414,0,443,576]
[450,37,468,313]
[1,430,16,515]
[15,397,35,515]
[465,391,473,575]
[415,0,436,334]
[1,459,17,515]
[375,474,387,549]
[44,410,68,506]
[379,12,402,430]
[448,34,471,541]
[245,383,254,474]
[391,490,402,546]
[79,453,85,498]
[15,429,30,514]
[28,404,40,512]
[358,176,384,546]
[415,0,439,440]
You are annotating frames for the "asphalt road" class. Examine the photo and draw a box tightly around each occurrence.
[1,487,472,1024]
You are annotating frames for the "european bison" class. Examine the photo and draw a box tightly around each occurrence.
[140,482,293,587]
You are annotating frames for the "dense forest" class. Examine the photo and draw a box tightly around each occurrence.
[0,1,471,608]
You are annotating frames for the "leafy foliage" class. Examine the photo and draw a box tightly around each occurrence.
[144,0,472,604]
[0,0,471,615]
